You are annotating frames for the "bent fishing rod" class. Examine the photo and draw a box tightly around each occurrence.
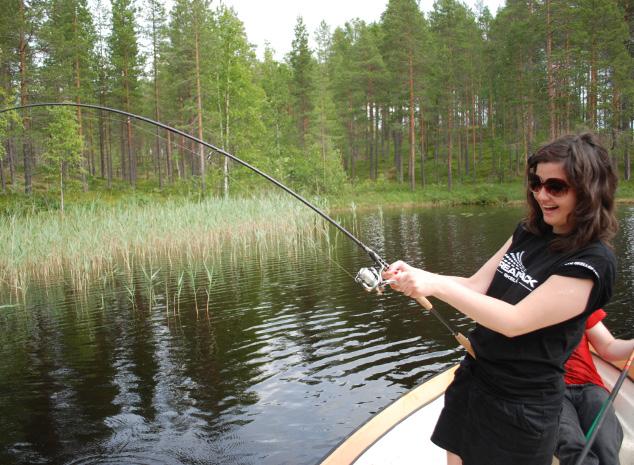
[0,101,474,358]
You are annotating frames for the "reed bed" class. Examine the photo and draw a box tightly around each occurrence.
[0,195,328,296]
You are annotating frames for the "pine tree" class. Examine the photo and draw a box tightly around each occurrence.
[40,0,95,190]
[41,106,84,212]
[165,0,213,191]
[213,4,267,196]
[381,0,426,189]
[16,0,43,194]
[109,0,142,186]
[91,0,112,185]
[288,16,315,151]
[353,22,386,181]
[144,0,168,188]
[429,0,481,188]
[256,46,294,166]
[329,23,363,178]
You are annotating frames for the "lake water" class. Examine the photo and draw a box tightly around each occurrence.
[1,205,632,465]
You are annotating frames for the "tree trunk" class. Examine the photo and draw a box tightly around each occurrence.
[546,0,556,139]
[59,166,65,213]
[625,136,631,181]
[106,116,112,188]
[588,45,598,129]
[369,102,376,181]
[419,103,425,187]
[126,115,134,187]
[152,11,163,190]
[178,97,185,179]
[87,118,95,176]
[8,137,16,188]
[564,32,571,133]
[434,118,440,184]
[471,86,477,179]
[120,122,127,180]
[99,109,105,178]
[408,53,416,191]
[447,105,453,191]
[0,146,5,193]
[194,28,205,194]
[73,10,88,192]
[19,0,32,194]
[393,126,402,184]
[223,73,230,198]
[349,114,356,179]
[166,130,173,183]
[154,88,162,189]
[123,61,135,187]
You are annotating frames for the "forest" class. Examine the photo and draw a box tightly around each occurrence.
[0,0,633,203]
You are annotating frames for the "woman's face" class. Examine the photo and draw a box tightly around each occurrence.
[532,162,577,234]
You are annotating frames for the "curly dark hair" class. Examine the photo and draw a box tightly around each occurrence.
[524,133,618,251]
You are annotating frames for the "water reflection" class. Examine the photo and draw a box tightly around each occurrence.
[1,205,632,464]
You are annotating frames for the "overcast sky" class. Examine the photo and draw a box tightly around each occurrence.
[218,0,506,60]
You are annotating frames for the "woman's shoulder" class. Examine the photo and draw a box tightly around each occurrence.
[558,240,616,281]
[577,240,616,262]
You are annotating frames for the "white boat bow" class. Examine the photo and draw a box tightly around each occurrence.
[319,354,633,465]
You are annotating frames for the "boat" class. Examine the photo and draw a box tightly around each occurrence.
[319,353,633,465]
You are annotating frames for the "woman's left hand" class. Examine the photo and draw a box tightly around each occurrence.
[382,260,439,299]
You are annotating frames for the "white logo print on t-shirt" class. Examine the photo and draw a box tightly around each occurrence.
[497,251,539,290]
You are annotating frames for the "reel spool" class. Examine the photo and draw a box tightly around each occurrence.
[355,266,391,294]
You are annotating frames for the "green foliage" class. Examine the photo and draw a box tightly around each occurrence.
[0,91,22,161]
[41,107,84,209]
[108,0,142,99]
[285,143,347,195]
[1,0,633,206]
[288,16,315,148]
[42,107,84,169]
[39,0,96,102]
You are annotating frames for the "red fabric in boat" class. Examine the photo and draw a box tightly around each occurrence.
[563,309,607,391]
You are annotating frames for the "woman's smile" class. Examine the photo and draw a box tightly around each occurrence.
[533,162,577,234]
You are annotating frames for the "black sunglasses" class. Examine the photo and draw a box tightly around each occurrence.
[528,173,571,197]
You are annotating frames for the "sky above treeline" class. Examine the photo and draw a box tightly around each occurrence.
[218,0,505,60]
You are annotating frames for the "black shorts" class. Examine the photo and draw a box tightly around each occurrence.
[431,362,562,465]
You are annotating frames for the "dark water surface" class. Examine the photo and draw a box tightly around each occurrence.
[1,205,633,465]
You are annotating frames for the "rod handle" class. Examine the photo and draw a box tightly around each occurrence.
[455,332,476,359]
[415,296,433,311]
[415,296,476,359]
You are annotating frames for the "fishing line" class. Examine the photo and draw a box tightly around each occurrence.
[0,101,475,356]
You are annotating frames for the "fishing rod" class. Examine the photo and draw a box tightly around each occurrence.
[2,102,377,259]
[0,101,474,357]
[573,346,634,465]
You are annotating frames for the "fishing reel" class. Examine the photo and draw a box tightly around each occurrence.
[355,264,393,295]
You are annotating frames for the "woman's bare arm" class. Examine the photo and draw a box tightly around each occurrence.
[587,322,634,361]
[384,235,594,337]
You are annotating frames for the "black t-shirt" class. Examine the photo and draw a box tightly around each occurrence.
[467,222,616,403]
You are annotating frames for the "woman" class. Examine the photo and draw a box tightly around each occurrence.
[383,133,618,465]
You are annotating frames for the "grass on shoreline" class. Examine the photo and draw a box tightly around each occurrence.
[4,175,634,215]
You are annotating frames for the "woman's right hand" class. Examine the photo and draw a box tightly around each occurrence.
[382,260,440,299]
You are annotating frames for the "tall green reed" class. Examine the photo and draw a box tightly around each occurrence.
[0,195,327,298]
